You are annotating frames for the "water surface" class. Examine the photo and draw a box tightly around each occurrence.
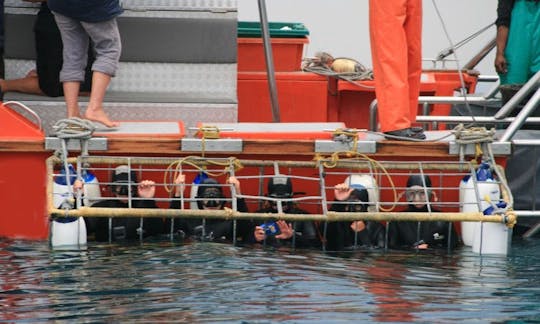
[1,238,539,323]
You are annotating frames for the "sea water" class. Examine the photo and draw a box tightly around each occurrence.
[1,238,539,323]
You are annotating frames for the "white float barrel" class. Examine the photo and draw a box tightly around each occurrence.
[344,174,379,212]
[53,164,76,209]
[82,171,101,206]
[460,177,501,246]
[53,182,72,209]
[472,221,509,255]
[51,217,87,249]
[459,177,477,246]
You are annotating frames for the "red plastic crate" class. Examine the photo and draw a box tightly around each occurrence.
[238,37,308,72]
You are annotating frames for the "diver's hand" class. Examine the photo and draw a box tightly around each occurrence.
[174,174,185,197]
[254,226,266,242]
[227,176,241,195]
[350,220,366,233]
[138,180,156,198]
[275,220,294,240]
[334,183,353,201]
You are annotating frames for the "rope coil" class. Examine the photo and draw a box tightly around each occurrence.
[53,117,97,140]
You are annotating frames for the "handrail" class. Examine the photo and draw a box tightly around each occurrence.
[415,115,540,125]
[369,96,501,132]
[499,86,540,142]
[3,101,43,131]
[494,71,540,119]
[50,206,513,225]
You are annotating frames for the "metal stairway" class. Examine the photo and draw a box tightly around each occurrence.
[3,0,239,135]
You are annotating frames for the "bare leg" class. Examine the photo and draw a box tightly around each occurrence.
[0,76,44,95]
[84,71,118,127]
[63,81,82,118]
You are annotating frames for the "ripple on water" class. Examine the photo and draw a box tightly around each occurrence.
[0,238,539,322]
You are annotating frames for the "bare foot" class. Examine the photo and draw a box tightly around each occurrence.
[84,109,119,128]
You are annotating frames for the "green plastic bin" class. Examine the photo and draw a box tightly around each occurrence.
[238,21,309,38]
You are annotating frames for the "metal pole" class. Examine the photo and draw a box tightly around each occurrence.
[463,37,496,70]
[499,88,540,142]
[494,71,540,119]
[257,0,281,122]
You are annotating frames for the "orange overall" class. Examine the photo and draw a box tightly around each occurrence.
[369,0,422,133]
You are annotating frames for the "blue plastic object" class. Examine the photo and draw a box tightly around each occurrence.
[55,164,77,185]
[54,164,96,185]
[476,162,493,181]
[193,172,208,185]
[260,221,281,236]
[483,202,507,215]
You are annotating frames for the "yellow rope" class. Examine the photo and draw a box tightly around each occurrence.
[196,125,222,158]
[162,156,244,194]
[313,151,399,212]
[196,125,221,139]
[331,128,360,153]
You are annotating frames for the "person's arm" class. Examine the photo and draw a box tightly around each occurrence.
[170,173,186,209]
[495,25,509,74]
[494,0,513,74]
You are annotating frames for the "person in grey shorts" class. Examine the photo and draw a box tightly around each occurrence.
[48,0,123,128]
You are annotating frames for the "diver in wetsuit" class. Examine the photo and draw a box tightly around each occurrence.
[168,174,250,244]
[387,174,459,250]
[88,165,164,242]
[325,182,385,251]
[250,176,320,249]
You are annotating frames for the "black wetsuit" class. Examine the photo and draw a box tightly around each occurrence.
[249,206,321,249]
[87,199,164,242]
[325,202,386,251]
[169,198,251,243]
[387,206,459,250]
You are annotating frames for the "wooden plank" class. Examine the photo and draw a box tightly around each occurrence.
[0,140,45,152]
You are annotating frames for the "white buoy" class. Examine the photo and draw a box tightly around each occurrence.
[344,174,379,213]
[82,171,101,206]
[472,221,510,255]
[51,164,94,249]
[459,177,501,246]
[51,217,87,249]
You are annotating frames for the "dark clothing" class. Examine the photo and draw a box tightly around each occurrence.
[387,206,458,250]
[34,3,93,97]
[496,0,540,26]
[0,0,4,54]
[87,198,164,242]
[251,206,321,249]
[325,202,386,251]
[168,198,251,243]
[0,0,4,78]
[496,0,515,27]
[47,0,123,23]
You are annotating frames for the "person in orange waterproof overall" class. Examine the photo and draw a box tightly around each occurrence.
[369,0,426,140]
